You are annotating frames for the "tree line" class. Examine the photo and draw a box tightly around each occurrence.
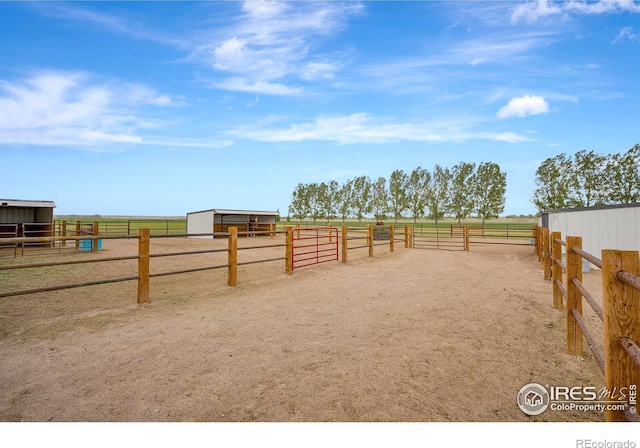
[288,162,507,225]
[532,144,640,211]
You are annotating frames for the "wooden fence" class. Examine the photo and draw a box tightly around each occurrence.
[533,225,640,422]
[0,225,416,303]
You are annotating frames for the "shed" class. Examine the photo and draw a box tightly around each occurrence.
[538,203,640,267]
[0,199,56,238]
[186,209,279,238]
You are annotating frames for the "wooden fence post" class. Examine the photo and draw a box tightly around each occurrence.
[341,225,348,263]
[602,249,640,422]
[405,225,409,249]
[566,236,584,356]
[551,231,563,310]
[410,225,414,248]
[75,220,81,249]
[228,227,238,287]
[532,225,538,255]
[367,224,374,257]
[542,228,551,280]
[285,226,293,275]
[270,223,275,239]
[328,223,333,243]
[137,228,150,305]
[389,224,394,253]
[61,220,67,247]
[92,221,100,252]
[464,225,470,252]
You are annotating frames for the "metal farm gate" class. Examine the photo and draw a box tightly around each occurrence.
[412,224,465,251]
[291,227,339,271]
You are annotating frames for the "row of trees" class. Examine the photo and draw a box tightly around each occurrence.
[288,162,507,225]
[532,144,640,211]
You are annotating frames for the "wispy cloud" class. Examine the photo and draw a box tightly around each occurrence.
[613,26,640,43]
[511,0,640,23]
[0,71,229,149]
[30,2,190,49]
[190,0,362,95]
[229,113,533,144]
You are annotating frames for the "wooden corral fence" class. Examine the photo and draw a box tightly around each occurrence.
[0,225,416,304]
[533,225,640,422]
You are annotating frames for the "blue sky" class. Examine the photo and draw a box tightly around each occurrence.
[1,0,639,217]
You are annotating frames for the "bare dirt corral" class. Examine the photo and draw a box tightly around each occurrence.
[0,236,606,422]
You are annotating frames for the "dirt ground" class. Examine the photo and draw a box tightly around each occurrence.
[0,235,607,422]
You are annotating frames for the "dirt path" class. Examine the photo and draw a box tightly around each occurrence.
[0,240,605,421]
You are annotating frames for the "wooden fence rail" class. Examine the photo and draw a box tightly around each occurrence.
[1,225,416,304]
[533,225,640,422]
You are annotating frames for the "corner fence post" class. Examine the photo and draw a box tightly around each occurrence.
[389,224,394,253]
[75,221,81,249]
[137,228,150,305]
[532,224,537,255]
[602,249,640,422]
[464,225,469,251]
[551,231,562,309]
[341,225,348,263]
[566,236,583,356]
[285,226,293,275]
[367,224,373,257]
[228,227,238,287]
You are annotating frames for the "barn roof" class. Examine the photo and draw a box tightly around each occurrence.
[0,199,56,208]
[542,202,640,214]
[187,208,279,216]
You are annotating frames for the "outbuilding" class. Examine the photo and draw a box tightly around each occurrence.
[0,199,56,238]
[186,208,279,238]
[539,203,640,266]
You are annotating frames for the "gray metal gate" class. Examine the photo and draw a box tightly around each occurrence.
[412,225,465,251]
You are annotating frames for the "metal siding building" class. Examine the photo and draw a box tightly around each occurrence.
[0,199,56,237]
[186,209,279,238]
[539,203,640,265]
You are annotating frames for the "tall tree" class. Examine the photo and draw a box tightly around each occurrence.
[317,180,339,221]
[336,178,354,222]
[351,175,372,222]
[406,166,430,223]
[371,176,389,221]
[570,150,607,207]
[426,164,451,226]
[448,162,476,224]
[607,144,640,204]
[388,169,409,223]
[473,162,506,225]
[531,153,573,211]
[307,182,322,223]
[288,183,310,221]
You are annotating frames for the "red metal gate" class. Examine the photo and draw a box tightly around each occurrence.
[292,227,339,270]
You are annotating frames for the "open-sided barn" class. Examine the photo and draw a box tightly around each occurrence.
[0,199,56,238]
[186,209,279,238]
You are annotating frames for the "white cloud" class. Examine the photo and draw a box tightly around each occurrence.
[229,113,532,144]
[213,78,302,96]
[497,95,550,119]
[511,0,640,23]
[192,0,362,95]
[0,71,225,148]
[613,26,640,43]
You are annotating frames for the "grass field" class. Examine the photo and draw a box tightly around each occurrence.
[54,215,537,238]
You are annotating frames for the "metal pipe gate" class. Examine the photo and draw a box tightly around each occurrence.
[292,227,339,270]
